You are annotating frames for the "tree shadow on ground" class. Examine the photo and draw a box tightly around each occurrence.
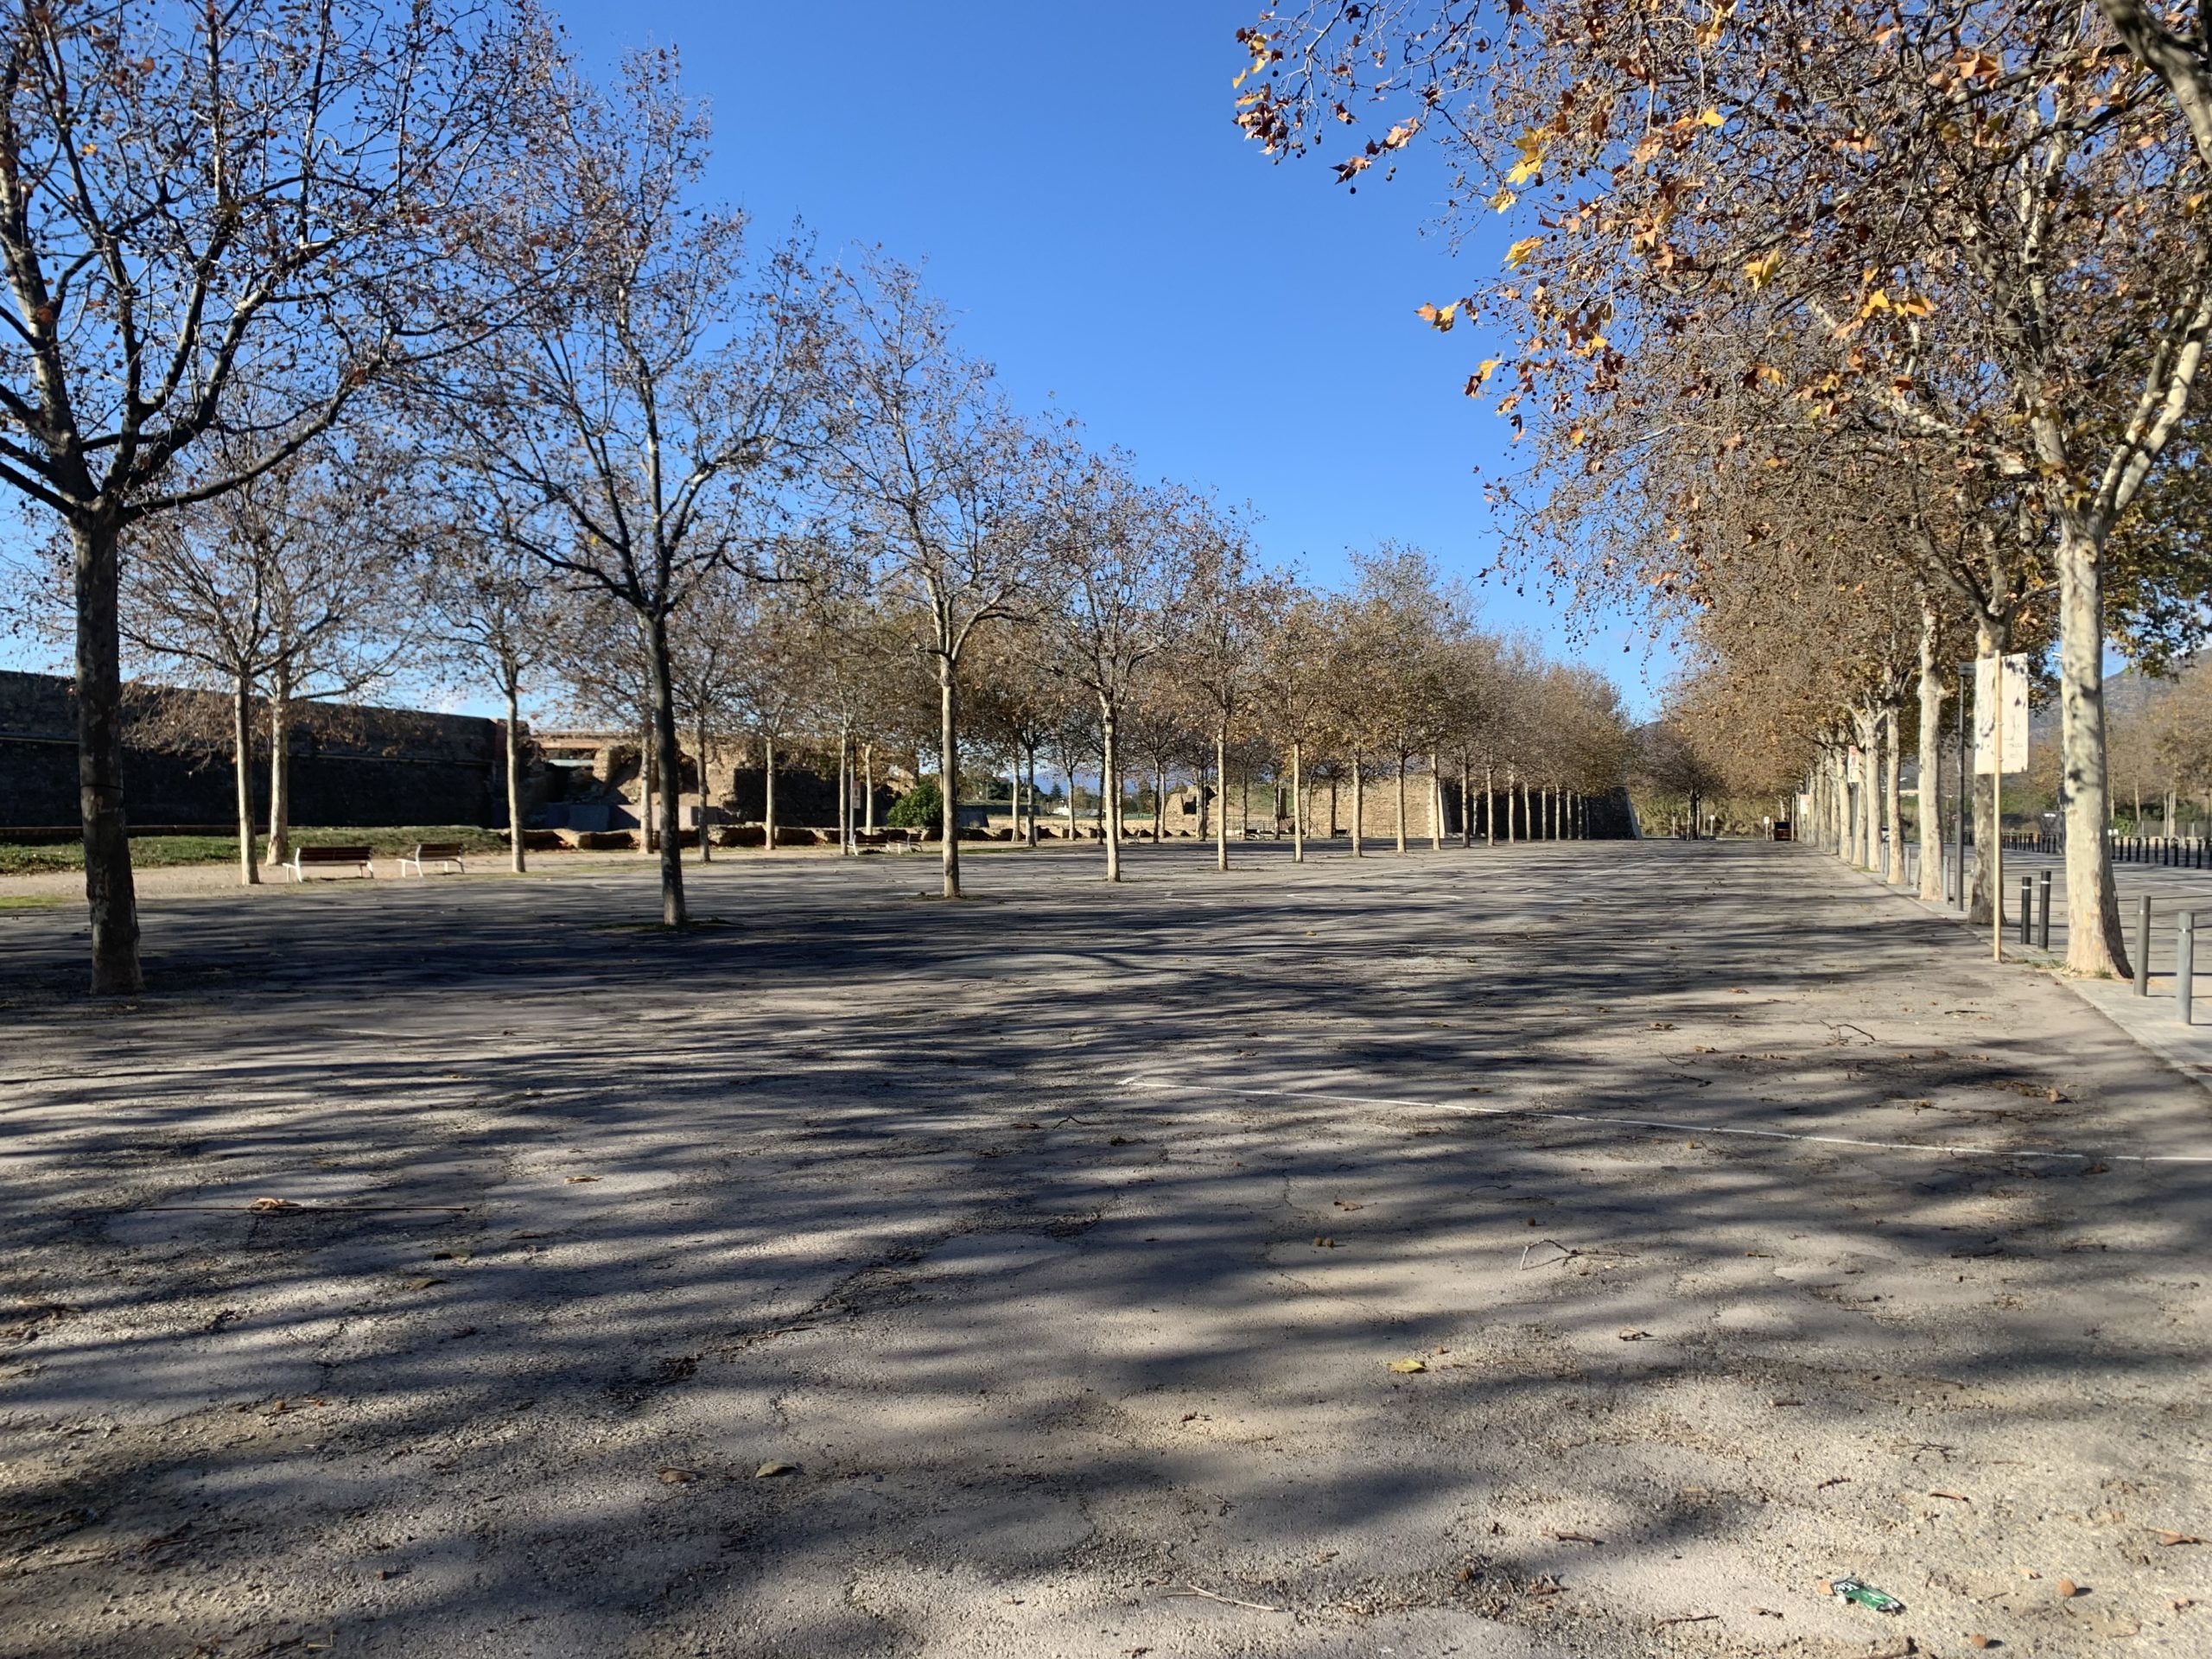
[1,841,2207,1657]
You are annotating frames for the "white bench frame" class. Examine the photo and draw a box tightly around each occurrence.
[289,847,377,881]
[398,844,467,877]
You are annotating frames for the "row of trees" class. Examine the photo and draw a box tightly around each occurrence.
[0,1,1632,993]
[1241,0,2212,976]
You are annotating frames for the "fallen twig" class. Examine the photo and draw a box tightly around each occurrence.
[1656,1611,1719,1625]
[1166,1583,1285,1614]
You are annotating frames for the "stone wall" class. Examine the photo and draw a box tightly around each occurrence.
[0,671,517,830]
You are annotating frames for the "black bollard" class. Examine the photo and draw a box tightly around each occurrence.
[2037,868,2051,950]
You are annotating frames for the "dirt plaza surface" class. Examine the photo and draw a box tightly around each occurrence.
[3,840,2209,1658]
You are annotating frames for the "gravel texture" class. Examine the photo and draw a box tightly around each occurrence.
[1,838,2208,1657]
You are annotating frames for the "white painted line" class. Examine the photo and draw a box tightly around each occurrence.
[1120,1075,2212,1166]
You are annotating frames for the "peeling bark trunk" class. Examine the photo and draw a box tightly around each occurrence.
[1102,696,1122,883]
[1430,753,1444,851]
[264,675,293,870]
[1916,602,1945,901]
[72,517,141,993]
[1969,622,2003,929]
[1484,764,1495,847]
[696,714,713,862]
[1291,741,1306,863]
[1394,760,1408,854]
[1884,706,1904,886]
[2054,521,2129,974]
[1214,724,1229,872]
[232,670,260,887]
[1350,756,1364,858]
[939,659,962,899]
[507,679,529,874]
[864,745,876,836]
[645,611,687,927]
[763,734,779,855]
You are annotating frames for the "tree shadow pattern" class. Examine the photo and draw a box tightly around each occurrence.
[1,840,2209,1656]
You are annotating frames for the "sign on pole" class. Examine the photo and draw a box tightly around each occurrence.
[1974,653,2030,777]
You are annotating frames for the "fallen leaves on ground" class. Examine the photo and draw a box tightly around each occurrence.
[753,1460,798,1478]
[1388,1358,1427,1374]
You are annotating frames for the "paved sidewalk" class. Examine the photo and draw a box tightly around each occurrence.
[1842,848,2212,1087]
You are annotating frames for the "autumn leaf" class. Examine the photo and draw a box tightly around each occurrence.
[1489,188,1519,213]
[1381,119,1420,150]
[1388,1358,1428,1374]
[1697,107,1726,128]
[1504,235,1542,270]
[1505,130,1548,185]
[1232,32,1272,89]
[1417,301,1459,331]
[1464,357,1503,397]
[1743,250,1781,289]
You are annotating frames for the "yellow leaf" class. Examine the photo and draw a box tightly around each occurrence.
[1743,250,1781,289]
[1504,235,1542,270]
[1505,130,1548,185]
[1464,357,1503,397]
[1698,107,1726,127]
[1859,288,1891,317]
[1389,1358,1428,1374]
[1489,188,1519,213]
[1416,301,1459,331]
[1382,119,1420,150]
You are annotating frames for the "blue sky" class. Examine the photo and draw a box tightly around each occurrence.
[570,0,1670,709]
[2,1,1673,711]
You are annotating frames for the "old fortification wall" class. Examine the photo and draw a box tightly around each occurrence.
[0,671,512,830]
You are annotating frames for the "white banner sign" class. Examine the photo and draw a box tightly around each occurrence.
[1974,653,2030,777]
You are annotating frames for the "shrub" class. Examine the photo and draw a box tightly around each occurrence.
[887,777,942,829]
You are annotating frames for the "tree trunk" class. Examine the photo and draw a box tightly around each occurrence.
[506,678,529,874]
[1884,705,1904,886]
[1102,695,1122,883]
[1153,759,1165,844]
[1460,763,1473,849]
[836,728,851,855]
[1350,756,1364,857]
[763,734,778,855]
[1214,724,1229,871]
[1484,764,1495,846]
[232,669,260,887]
[264,677,293,870]
[2054,520,2130,975]
[645,611,688,927]
[638,708,655,859]
[696,714,713,862]
[71,517,141,993]
[1916,601,1945,900]
[1291,741,1306,863]
[939,657,962,899]
[1395,759,1408,853]
[1968,623,2002,928]
[1432,759,1445,850]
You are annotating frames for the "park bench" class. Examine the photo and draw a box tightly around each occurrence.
[289,844,376,881]
[398,842,467,877]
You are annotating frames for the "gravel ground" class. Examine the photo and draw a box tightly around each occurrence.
[1,839,2208,1658]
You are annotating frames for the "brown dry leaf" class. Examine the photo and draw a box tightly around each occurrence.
[1929,1490,1970,1503]
[1333,1200,1364,1211]
[1388,1358,1427,1374]
[564,1175,600,1184]
[753,1461,797,1478]
[1967,1636,1993,1650]
[1692,1045,1719,1054]
[2158,1531,2206,1547]
[1649,1020,1676,1031]
[2056,1579,2081,1598]
[401,1276,445,1291]
[249,1197,301,1212]
[658,1467,698,1484]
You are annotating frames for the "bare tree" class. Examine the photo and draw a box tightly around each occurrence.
[1046,454,1185,881]
[434,49,817,926]
[418,486,560,873]
[815,259,1046,897]
[0,0,550,990]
